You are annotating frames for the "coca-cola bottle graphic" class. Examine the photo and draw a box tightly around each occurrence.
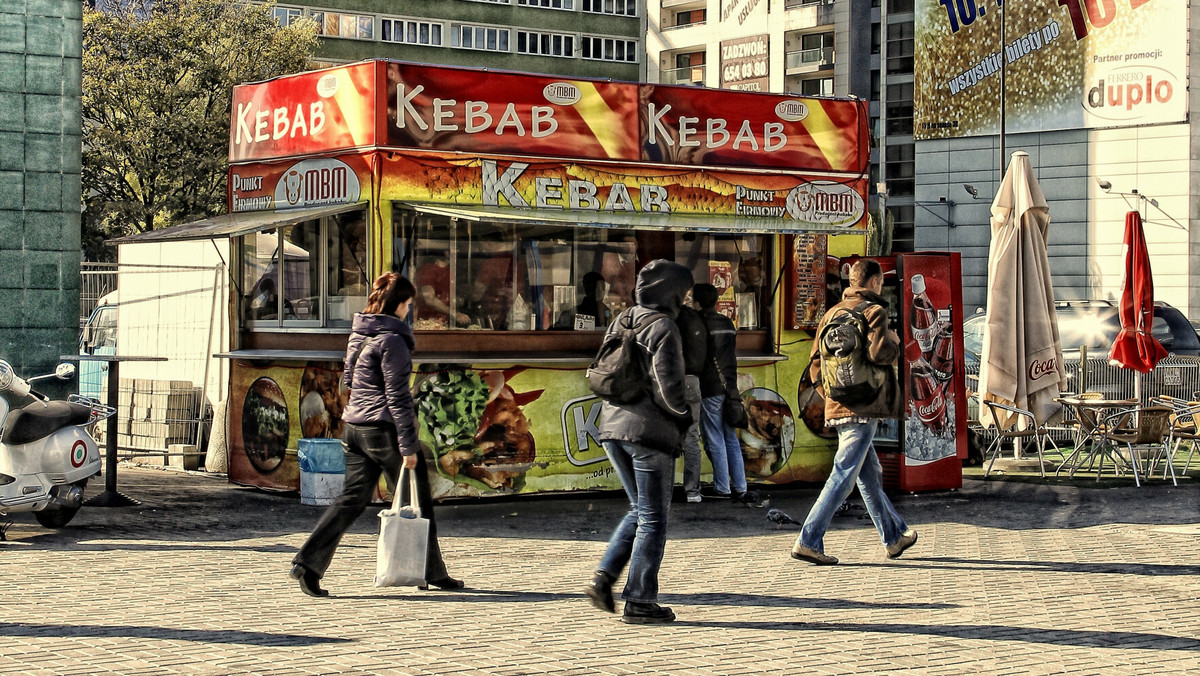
[930,315,954,385]
[908,342,947,438]
[910,274,938,360]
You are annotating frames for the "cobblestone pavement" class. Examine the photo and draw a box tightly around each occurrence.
[1,465,1199,675]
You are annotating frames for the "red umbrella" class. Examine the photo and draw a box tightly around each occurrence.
[1109,210,1167,373]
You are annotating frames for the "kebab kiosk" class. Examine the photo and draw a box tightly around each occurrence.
[125,60,949,498]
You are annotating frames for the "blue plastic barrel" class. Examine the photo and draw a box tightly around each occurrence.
[297,438,346,505]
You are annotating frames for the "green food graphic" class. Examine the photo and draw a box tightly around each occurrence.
[416,369,489,450]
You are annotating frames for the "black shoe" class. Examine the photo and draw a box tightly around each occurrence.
[622,601,676,624]
[702,488,732,499]
[584,571,615,613]
[418,576,465,590]
[732,490,761,506]
[290,564,328,597]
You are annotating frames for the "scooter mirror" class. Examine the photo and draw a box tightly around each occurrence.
[55,363,76,380]
[0,360,11,390]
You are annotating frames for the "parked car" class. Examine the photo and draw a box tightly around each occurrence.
[963,300,1200,405]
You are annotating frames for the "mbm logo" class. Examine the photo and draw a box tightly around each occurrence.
[274,158,361,208]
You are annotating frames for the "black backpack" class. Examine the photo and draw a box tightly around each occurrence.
[587,310,667,404]
[818,301,888,406]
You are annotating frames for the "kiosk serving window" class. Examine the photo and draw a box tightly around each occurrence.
[241,210,369,329]
[396,208,769,334]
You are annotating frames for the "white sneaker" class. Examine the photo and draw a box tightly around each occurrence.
[686,494,702,503]
[885,529,918,559]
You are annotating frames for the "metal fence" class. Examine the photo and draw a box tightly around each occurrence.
[81,263,226,468]
[80,262,118,328]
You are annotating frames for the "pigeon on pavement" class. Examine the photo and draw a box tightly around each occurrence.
[766,508,801,528]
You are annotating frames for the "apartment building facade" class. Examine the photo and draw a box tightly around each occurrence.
[266,0,644,81]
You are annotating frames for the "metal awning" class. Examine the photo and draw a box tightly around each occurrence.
[107,203,368,244]
[398,203,856,234]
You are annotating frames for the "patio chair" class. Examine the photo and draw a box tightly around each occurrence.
[1102,406,1173,487]
[1169,400,1200,475]
[981,400,1057,478]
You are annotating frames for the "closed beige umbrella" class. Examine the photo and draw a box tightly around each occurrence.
[979,151,1067,429]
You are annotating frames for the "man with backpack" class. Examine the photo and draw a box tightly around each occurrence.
[584,259,694,624]
[694,283,750,503]
[790,258,917,565]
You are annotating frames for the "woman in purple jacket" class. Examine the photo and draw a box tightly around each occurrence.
[290,272,462,597]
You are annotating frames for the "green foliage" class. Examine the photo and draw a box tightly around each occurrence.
[866,202,894,256]
[81,0,317,260]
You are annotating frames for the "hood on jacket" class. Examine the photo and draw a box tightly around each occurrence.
[351,312,415,349]
[634,259,694,319]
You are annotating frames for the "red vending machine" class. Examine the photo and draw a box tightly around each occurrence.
[838,253,966,492]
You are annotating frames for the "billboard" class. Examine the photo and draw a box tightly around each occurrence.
[229,150,869,230]
[720,34,770,92]
[231,60,868,176]
[384,62,641,162]
[914,0,1186,139]
[229,61,380,162]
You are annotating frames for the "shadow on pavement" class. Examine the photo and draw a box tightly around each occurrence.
[0,622,352,646]
[669,621,1200,650]
[331,588,958,612]
[864,556,1200,577]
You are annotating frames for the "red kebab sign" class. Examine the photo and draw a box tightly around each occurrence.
[230,60,868,176]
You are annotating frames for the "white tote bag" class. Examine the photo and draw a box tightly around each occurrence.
[374,466,429,587]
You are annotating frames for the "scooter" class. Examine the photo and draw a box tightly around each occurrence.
[0,360,113,536]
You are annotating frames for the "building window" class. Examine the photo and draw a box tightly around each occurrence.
[451,24,511,52]
[517,31,576,57]
[800,77,833,96]
[583,0,636,16]
[308,11,375,40]
[242,211,369,329]
[581,36,637,62]
[673,9,705,27]
[271,6,304,27]
[382,18,444,46]
[397,212,769,331]
[463,0,510,4]
[517,0,575,8]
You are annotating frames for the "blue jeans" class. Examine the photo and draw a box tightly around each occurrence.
[700,395,747,495]
[795,421,908,553]
[598,440,674,604]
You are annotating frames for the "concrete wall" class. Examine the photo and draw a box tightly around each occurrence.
[915,123,1194,318]
[0,1,83,381]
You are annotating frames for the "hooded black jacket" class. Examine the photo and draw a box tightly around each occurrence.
[597,259,694,454]
[341,313,420,456]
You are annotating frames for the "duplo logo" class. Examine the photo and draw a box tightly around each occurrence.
[274,158,361,208]
[1084,65,1178,123]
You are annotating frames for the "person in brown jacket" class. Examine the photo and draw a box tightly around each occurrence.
[790,258,917,565]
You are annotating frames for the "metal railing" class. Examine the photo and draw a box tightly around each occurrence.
[80,263,118,328]
[785,46,834,70]
[660,64,706,85]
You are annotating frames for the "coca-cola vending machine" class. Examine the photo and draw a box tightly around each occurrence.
[839,253,966,492]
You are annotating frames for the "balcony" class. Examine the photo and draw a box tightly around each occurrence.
[661,65,706,86]
[785,46,834,72]
[784,0,836,27]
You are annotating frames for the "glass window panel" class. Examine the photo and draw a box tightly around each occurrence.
[327,212,369,327]
[324,14,340,36]
[244,229,279,322]
[432,24,442,44]
[282,220,321,322]
[498,30,508,51]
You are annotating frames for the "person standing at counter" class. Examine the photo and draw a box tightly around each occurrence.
[585,259,694,624]
[694,283,749,503]
[290,272,463,597]
[789,258,916,566]
[676,289,708,503]
[415,251,468,328]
